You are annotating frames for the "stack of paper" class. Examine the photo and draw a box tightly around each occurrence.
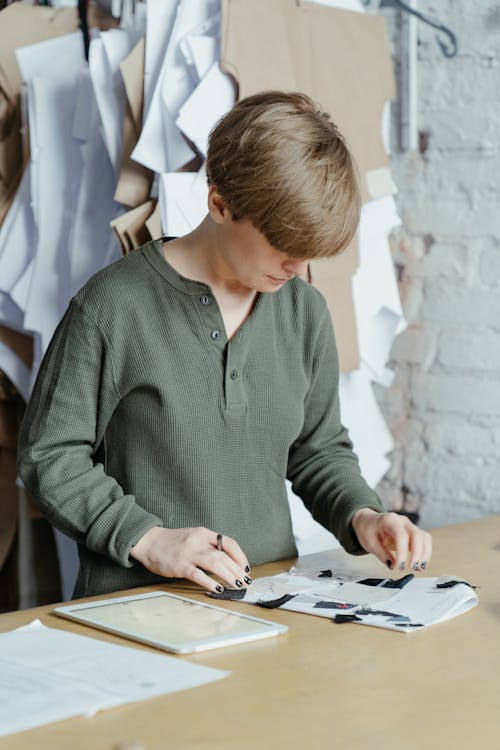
[0,619,228,739]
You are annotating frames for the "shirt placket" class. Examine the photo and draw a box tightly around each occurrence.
[195,290,250,415]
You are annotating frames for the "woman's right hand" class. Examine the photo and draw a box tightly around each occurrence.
[129,526,252,594]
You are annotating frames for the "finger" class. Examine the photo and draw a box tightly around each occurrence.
[391,524,410,571]
[182,563,226,594]
[419,531,433,570]
[366,532,395,571]
[201,550,251,589]
[408,527,426,572]
[211,531,251,574]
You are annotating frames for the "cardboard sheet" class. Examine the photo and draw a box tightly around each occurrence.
[221,0,396,371]
[115,36,153,207]
[111,199,156,255]
[145,201,163,240]
[0,326,32,371]
[221,0,395,203]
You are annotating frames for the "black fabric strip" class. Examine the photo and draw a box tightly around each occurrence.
[334,614,363,624]
[318,569,333,578]
[256,594,296,609]
[436,580,476,589]
[208,587,247,600]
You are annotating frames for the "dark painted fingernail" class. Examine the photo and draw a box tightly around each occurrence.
[245,565,251,573]
[412,562,420,571]
[215,585,223,593]
[235,579,243,588]
[399,562,406,571]
[420,561,427,570]
[244,576,253,585]
[386,559,392,569]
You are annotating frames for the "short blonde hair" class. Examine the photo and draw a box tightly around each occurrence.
[206,91,360,259]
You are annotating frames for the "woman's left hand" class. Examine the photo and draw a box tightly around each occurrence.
[351,508,432,572]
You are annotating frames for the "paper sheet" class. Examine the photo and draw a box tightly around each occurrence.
[0,619,228,738]
[228,552,478,632]
[159,167,208,236]
[176,61,235,157]
[132,0,219,173]
[143,0,178,121]
[339,368,394,486]
[0,167,36,310]
[0,3,78,224]
[16,32,85,369]
[69,70,122,298]
[92,28,143,175]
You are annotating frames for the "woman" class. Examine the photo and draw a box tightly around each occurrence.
[18,91,432,599]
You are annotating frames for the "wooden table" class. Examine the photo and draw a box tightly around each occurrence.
[0,515,498,750]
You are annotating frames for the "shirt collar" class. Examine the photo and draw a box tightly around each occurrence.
[141,238,212,296]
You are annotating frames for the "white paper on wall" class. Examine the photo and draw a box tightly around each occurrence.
[132,0,220,173]
[159,167,209,237]
[69,70,122,298]
[91,28,143,175]
[143,0,178,121]
[176,61,235,157]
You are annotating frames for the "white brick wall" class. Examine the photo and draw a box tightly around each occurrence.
[376,1,500,529]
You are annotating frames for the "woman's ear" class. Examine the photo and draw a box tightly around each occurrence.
[207,185,230,224]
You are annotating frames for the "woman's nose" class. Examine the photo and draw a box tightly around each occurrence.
[283,259,309,277]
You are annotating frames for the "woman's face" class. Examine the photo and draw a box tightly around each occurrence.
[208,188,309,294]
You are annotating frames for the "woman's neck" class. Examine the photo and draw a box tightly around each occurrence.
[163,217,255,300]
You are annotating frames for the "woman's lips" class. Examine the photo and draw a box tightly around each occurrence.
[268,275,292,283]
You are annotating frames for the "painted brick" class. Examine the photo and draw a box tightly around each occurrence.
[438,328,500,370]
[479,245,500,285]
[374,1,500,528]
[424,419,496,458]
[411,372,500,416]
[407,458,500,506]
[422,280,500,325]
[419,241,469,281]
[390,326,437,368]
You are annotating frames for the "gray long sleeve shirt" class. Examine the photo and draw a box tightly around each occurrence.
[18,239,385,598]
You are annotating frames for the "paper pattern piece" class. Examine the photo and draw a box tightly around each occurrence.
[225,553,478,633]
[132,0,220,173]
[0,619,228,738]
[0,3,77,225]
[159,167,209,237]
[115,36,153,208]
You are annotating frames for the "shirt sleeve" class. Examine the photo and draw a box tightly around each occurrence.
[286,305,386,555]
[17,300,163,567]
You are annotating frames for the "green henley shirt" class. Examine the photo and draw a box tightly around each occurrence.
[18,239,385,598]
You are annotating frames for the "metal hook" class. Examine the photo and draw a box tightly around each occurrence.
[385,0,458,58]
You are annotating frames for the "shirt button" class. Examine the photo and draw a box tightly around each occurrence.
[230,369,238,381]
[211,330,220,340]
[200,294,212,305]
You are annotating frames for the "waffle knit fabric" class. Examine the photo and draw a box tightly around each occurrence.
[18,239,385,598]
